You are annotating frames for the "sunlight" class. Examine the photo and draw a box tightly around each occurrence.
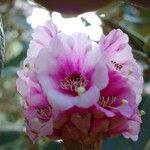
[27,7,103,41]
[27,8,51,28]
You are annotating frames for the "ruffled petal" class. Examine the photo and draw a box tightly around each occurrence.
[99,29,143,106]
[47,89,75,110]
[75,86,100,108]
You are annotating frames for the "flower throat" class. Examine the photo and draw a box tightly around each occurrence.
[60,73,88,95]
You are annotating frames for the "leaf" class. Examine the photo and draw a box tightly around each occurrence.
[0,17,5,76]
[4,40,28,70]
[43,141,63,150]
[121,0,150,9]
[96,1,122,19]
[144,36,150,56]
[4,50,26,68]
[0,131,20,146]
[132,49,150,66]
[1,66,18,77]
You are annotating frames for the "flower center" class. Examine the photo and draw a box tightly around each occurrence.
[99,96,117,107]
[60,73,88,95]
[111,61,123,70]
[37,105,52,121]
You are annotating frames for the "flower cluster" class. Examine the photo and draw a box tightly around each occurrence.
[16,20,143,143]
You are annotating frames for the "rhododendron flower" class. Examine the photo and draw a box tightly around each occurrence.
[100,29,143,105]
[16,69,57,143]
[95,71,137,118]
[16,20,143,147]
[35,32,108,110]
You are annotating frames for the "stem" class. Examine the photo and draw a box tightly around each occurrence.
[63,134,102,150]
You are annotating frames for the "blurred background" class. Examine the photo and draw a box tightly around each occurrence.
[0,0,150,149]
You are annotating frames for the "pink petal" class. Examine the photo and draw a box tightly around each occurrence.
[122,120,140,141]
[47,89,75,110]
[75,86,100,108]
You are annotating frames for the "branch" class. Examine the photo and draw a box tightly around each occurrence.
[121,0,150,9]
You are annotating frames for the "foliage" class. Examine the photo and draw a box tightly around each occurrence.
[0,17,5,75]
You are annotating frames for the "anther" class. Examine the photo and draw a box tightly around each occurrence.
[111,61,123,70]
[140,110,146,116]
[121,99,128,105]
[76,86,86,96]
[60,73,88,94]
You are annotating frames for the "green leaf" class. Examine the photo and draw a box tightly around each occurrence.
[0,17,5,76]
[43,141,63,150]
[132,49,150,66]
[4,41,28,69]
[0,131,20,146]
[144,36,150,56]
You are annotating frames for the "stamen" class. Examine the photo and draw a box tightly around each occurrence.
[100,96,117,107]
[111,61,123,70]
[37,105,52,120]
[60,73,88,95]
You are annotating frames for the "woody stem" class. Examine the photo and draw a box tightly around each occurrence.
[63,134,103,150]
